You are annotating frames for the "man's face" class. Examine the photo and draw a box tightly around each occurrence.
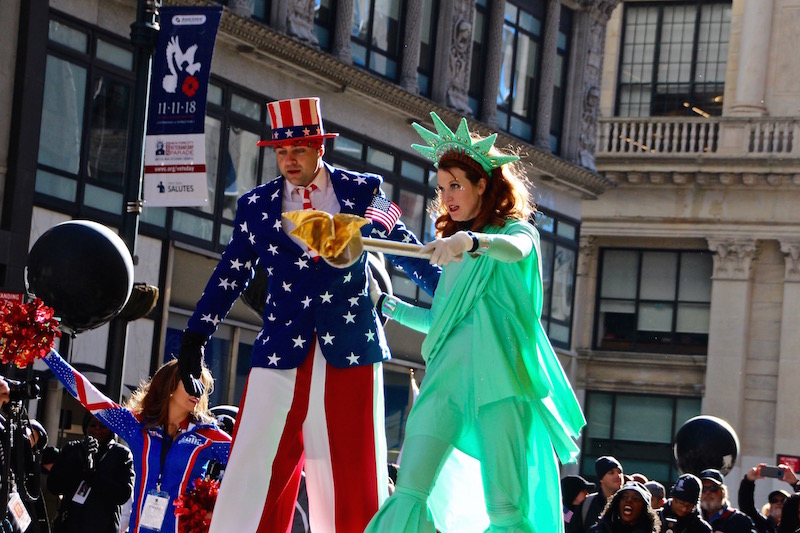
[700,481,723,514]
[601,467,624,496]
[671,498,696,518]
[573,489,589,506]
[275,143,323,187]
[769,495,785,522]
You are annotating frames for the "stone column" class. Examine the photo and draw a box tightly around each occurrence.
[479,0,505,127]
[573,235,599,351]
[703,238,757,435]
[284,0,319,45]
[730,0,772,116]
[331,0,355,64]
[534,0,560,150]
[573,0,620,170]
[399,0,423,93]
[228,0,254,18]
[774,241,800,454]
[445,0,475,114]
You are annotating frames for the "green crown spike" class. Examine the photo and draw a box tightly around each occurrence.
[410,112,520,174]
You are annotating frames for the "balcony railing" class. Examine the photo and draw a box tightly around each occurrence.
[598,116,800,157]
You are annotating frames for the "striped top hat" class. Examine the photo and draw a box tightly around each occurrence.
[257,97,339,147]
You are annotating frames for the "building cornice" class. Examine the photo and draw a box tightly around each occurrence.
[169,0,614,198]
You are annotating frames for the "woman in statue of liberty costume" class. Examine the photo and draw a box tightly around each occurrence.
[365,113,586,533]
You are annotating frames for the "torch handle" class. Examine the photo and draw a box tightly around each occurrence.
[362,237,431,259]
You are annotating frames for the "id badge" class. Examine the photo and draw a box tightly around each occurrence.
[139,489,170,531]
[72,480,91,504]
[7,492,32,532]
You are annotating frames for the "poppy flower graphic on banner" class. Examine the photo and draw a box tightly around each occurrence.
[182,75,199,97]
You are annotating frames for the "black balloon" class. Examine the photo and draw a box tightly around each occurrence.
[26,220,134,334]
[673,415,740,476]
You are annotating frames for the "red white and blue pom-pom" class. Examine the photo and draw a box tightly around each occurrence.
[0,298,61,368]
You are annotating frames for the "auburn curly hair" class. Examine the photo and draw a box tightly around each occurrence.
[429,144,534,238]
[126,358,215,428]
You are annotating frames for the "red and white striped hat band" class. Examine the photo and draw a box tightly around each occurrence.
[257,97,339,147]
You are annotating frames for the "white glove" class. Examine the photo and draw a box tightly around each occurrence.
[367,269,382,307]
[421,231,473,266]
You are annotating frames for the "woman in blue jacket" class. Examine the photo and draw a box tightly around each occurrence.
[44,350,230,533]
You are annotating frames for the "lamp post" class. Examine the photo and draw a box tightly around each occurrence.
[105,0,160,402]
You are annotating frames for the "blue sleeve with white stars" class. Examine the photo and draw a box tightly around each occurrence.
[44,350,141,444]
[186,193,260,341]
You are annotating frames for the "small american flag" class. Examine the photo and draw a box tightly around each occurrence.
[365,195,402,230]
[564,509,574,523]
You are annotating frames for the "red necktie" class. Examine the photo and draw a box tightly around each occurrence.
[301,184,317,210]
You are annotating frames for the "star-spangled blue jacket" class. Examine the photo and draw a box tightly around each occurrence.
[186,162,440,369]
[43,350,231,533]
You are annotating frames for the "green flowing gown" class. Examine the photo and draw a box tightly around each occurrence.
[371,219,585,532]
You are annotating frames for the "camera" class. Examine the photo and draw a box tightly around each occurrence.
[761,465,783,479]
[6,377,41,402]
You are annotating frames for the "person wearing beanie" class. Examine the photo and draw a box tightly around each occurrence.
[578,456,626,532]
[657,473,712,533]
[590,481,661,533]
[563,475,596,532]
[698,469,756,532]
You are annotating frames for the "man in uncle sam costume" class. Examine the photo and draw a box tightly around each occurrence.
[177,97,440,532]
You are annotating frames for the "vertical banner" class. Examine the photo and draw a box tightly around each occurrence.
[143,6,222,207]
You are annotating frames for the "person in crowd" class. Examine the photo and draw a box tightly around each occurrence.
[645,481,667,510]
[632,474,650,484]
[590,481,661,533]
[47,412,134,533]
[364,112,585,531]
[698,468,756,532]
[739,463,798,533]
[178,96,439,533]
[43,350,230,533]
[657,473,712,533]
[579,456,626,532]
[776,494,800,533]
[563,475,596,533]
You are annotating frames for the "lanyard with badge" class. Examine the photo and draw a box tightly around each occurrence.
[139,432,174,531]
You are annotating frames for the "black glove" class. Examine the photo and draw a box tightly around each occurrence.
[81,436,99,471]
[178,331,206,398]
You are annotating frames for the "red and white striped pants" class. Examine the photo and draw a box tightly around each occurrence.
[209,337,388,533]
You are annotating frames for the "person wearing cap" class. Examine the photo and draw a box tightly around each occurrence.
[178,97,440,533]
[645,481,667,510]
[364,113,585,532]
[590,481,661,533]
[698,468,756,532]
[658,473,712,533]
[563,475,596,532]
[579,456,626,532]
[738,463,798,533]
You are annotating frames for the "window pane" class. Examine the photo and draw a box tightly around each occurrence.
[49,21,88,52]
[556,220,576,240]
[540,238,554,318]
[397,190,424,238]
[84,184,123,214]
[640,252,677,300]
[96,39,133,70]
[537,213,555,233]
[676,303,710,333]
[551,245,574,322]
[675,397,702,428]
[39,56,87,174]
[141,206,167,226]
[367,146,394,171]
[615,395,673,443]
[173,210,213,241]
[372,0,401,54]
[548,322,569,344]
[638,302,673,332]
[333,136,363,159]
[219,223,233,247]
[35,169,77,201]
[598,299,636,346]
[512,34,537,117]
[231,94,261,120]
[203,116,222,215]
[352,0,373,40]
[400,160,426,184]
[88,75,131,187]
[679,253,712,302]
[586,392,612,439]
[600,250,638,299]
[208,83,223,106]
[390,273,418,299]
[224,127,261,220]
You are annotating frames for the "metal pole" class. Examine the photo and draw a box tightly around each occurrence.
[105,0,160,402]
